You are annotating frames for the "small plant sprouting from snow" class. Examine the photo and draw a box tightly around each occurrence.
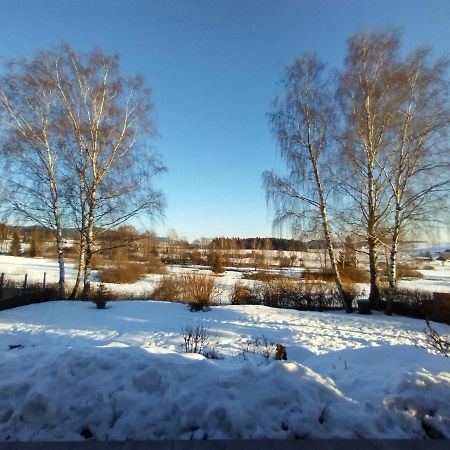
[237,335,287,363]
[424,320,449,357]
[409,320,450,357]
[181,324,221,359]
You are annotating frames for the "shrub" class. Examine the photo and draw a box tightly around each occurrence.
[182,273,216,311]
[91,283,113,307]
[381,288,432,318]
[0,282,58,311]
[303,270,335,283]
[241,271,287,282]
[231,278,344,311]
[145,254,167,274]
[90,253,108,270]
[339,266,370,284]
[379,262,423,280]
[209,251,224,274]
[181,324,220,359]
[9,231,21,256]
[98,261,147,284]
[396,263,423,279]
[150,273,217,310]
[151,275,184,302]
[231,282,260,305]
[261,278,342,311]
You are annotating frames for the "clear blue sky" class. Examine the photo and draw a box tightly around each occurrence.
[1,0,450,241]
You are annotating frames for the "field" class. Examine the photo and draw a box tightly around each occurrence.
[0,254,449,440]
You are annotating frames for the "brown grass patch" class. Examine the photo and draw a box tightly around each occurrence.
[98,262,147,284]
[150,273,217,310]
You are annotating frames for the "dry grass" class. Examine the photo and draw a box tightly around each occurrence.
[150,273,217,310]
[241,271,289,282]
[145,254,167,274]
[98,262,147,284]
[339,266,370,284]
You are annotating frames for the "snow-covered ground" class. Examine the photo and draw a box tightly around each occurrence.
[0,255,78,285]
[400,267,450,293]
[0,300,449,441]
[2,255,449,304]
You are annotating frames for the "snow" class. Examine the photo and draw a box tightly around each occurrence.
[400,266,450,293]
[0,255,78,285]
[0,300,449,441]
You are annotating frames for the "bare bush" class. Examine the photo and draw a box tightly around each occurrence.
[241,271,288,282]
[98,262,147,284]
[339,266,370,284]
[379,262,423,280]
[151,275,184,302]
[424,320,449,357]
[182,273,215,311]
[232,278,349,311]
[150,273,217,310]
[181,324,220,359]
[261,279,344,311]
[231,282,260,305]
[145,254,167,274]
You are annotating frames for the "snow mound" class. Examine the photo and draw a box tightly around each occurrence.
[1,346,448,441]
[1,301,449,440]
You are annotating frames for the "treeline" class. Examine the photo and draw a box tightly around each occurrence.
[0,224,54,257]
[208,237,307,252]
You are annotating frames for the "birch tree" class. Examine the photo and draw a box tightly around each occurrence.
[53,45,166,299]
[263,55,353,312]
[383,49,450,314]
[0,45,166,300]
[338,32,400,310]
[0,54,67,298]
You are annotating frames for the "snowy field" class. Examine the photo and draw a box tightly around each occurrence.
[0,254,449,440]
[1,254,450,301]
[0,300,449,441]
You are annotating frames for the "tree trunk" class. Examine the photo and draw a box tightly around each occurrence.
[367,235,381,310]
[69,232,85,299]
[385,208,401,315]
[50,167,65,299]
[313,159,353,312]
[83,247,92,300]
[323,219,353,312]
[55,225,65,299]
[366,152,381,310]
[82,192,96,300]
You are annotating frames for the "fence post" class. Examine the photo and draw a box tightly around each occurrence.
[43,272,47,290]
[0,272,4,299]
[22,274,28,297]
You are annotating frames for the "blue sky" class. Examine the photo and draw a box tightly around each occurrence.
[1,0,450,241]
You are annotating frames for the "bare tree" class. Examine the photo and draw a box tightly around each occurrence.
[0,45,165,300]
[52,44,166,298]
[263,55,353,312]
[0,53,67,297]
[339,31,450,312]
[382,49,450,314]
[338,32,401,310]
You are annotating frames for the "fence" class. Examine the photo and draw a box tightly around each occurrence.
[0,271,56,311]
